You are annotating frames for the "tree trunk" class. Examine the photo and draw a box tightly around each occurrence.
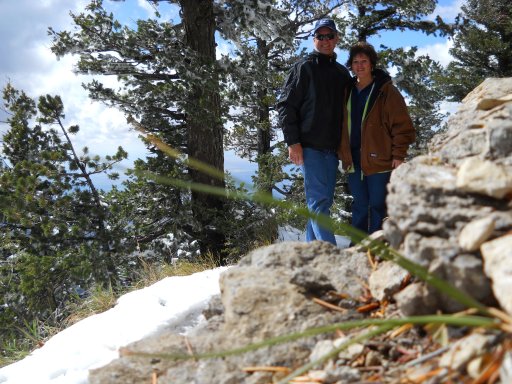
[255,38,273,195]
[180,0,226,263]
[254,38,277,240]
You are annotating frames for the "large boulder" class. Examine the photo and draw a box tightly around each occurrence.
[384,78,512,315]
[89,242,372,384]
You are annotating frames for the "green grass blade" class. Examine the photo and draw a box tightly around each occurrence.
[138,169,489,314]
[129,315,497,362]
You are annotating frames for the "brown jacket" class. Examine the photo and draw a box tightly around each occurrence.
[338,73,415,175]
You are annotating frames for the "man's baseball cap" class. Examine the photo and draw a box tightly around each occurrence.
[313,18,337,34]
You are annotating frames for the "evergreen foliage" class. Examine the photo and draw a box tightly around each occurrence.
[0,84,127,344]
[49,0,227,259]
[441,0,512,101]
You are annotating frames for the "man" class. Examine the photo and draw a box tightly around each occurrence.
[277,18,350,245]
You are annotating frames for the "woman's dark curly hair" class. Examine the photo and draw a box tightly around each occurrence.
[346,41,378,69]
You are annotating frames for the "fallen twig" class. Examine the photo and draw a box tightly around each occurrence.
[472,345,505,384]
[389,323,413,339]
[312,297,347,313]
[326,290,350,300]
[242,366,291,373]
[357,302,380,313]
[403,345,450,368]
[367,249,377,270]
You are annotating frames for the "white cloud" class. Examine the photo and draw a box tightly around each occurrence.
[137,0,157,16]
[416,38,454,67]
[0,0,149,188]
[430,0,463,21]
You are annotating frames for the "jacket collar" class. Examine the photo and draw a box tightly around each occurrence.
[350,68,392,89]
[309,50,337,64]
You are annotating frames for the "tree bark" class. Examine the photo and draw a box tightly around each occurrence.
[179,0,226,262]
[255,38,273,196]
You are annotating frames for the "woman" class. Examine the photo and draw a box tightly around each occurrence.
[338,42,415,235]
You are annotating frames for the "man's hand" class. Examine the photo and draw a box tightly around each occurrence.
[288,143,304,165]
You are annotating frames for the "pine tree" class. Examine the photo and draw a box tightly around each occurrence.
[0,84,126,339]
[49,0,227,260]
[442,0,512,101]
[48,0,345,257]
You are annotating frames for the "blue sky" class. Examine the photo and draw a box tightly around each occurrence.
[0,0,463,189]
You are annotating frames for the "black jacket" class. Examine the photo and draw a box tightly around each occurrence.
[277,51,350,151]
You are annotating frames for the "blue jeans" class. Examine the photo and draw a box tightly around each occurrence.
[301,148,338,245]
[347,164,391,234]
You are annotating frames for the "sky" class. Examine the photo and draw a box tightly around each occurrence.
[0,0,464,189]
[0,229,349,384]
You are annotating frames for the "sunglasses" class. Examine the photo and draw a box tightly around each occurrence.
[314,33,336,41]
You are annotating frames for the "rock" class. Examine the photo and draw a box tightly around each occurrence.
[467,356,484,379]
[89,241,370,384]
[476,93,512,110]
[501,350,512,384]
[364,349,382,367]
[290,266,335,295]
[384,77,512,315]
[369,261,409,301]
[323,362,360,383]
[481,235,512,315]
[310,340,337,363]
[458,216,495,251]
[394,282,439,316]
[439,333,492,371]
[334,337,364,360]
[486,105,512,159]
[456,157,512,199]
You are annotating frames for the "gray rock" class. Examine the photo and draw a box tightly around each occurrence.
[481,235,512,315]
[384,78,512,315]
[89,241,370,384]
[369,261,409,301]
[458,216,495,251]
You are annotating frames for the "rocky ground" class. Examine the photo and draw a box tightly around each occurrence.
[89,78,512,384]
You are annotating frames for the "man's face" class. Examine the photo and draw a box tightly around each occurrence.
[313,27,338,56]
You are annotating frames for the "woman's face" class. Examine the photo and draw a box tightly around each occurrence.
[351,53,372,80]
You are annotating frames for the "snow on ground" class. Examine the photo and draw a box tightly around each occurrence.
[0,228,350,384]
[0,267,229,384]
[278,225,351,248]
